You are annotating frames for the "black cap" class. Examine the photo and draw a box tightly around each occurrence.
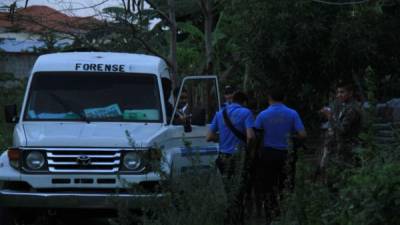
[224,85,235,95]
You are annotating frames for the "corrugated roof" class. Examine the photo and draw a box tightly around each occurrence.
[0,5,101,35]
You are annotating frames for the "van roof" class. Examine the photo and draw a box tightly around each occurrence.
[31,52,169,78]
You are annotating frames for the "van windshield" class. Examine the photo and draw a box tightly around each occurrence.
[24,72,163,123]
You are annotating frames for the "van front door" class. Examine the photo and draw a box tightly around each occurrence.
[171,76,221,174]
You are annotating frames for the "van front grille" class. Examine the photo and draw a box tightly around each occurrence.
[45,148,121,173]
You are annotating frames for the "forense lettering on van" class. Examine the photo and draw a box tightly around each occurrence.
[75,63,125,72]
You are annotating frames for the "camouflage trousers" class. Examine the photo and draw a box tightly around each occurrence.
[317,135,359,184]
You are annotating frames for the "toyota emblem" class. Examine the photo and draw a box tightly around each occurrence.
[77,155,92,166]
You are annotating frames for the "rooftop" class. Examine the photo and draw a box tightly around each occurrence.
[0,5,101,35]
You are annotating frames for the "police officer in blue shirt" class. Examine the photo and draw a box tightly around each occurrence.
[207,91,255,225]
[207,91,255,173]
[221,85,236,109]
[254,88,306,224]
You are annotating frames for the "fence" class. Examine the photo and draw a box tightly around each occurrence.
[0,52,39,78]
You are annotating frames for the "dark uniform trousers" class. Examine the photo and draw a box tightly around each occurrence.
[256,147,289,222]
[216,151,248,225]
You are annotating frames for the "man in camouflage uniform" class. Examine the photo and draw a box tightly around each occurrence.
[319,83,362,172]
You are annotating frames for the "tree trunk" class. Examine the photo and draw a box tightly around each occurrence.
[243,61,250,92]
[139,0,145,11]
[168,0,178,87]
[127,0,131,12]
[200,0,214,75]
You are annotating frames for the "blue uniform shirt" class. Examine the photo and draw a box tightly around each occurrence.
[221,101,231,110]
[255,103,305,150]
[209,103,254,154]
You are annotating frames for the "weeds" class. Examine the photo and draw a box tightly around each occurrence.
[116,133,253,225]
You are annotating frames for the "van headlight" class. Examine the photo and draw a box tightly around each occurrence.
[123,152,142,170]
[25,151,45,170]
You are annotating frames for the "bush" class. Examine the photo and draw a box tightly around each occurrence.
[277,134,400,225]
[0,74,26,151]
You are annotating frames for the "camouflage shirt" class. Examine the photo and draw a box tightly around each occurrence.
[330,100,362,141]
[328,99,362,158]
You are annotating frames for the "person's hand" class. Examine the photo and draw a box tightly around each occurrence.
[178,113,192,122]
[320,107,332,119]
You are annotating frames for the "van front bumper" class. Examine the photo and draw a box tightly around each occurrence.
[0,189,167,209]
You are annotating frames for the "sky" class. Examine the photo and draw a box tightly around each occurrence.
[1,0,125,17]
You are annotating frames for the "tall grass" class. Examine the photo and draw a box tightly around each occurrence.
[116,140,251,225]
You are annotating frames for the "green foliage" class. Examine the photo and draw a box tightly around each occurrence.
[221,0,400,125]
[277,67,399,225]
[116,152,230,225]
[0,74,26,152]
[72,5,169,55]
[117,135,251,225]
[358,66,378,162]
[277,140,400,225]
[176,22,204,76]
[141,170,227,225]
[0,72,16,82]
[337,163,400,225]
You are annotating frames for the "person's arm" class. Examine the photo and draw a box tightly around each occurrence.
[206,113,219,142]
[246,128,256,144]
[244,110,256,144]
[296,130,307,139]
[294,111,307,139]
[206,131,218,142]
[247,113,263,159]
[253,113,265,141]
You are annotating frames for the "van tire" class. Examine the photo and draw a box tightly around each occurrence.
[0,207,13,225]
[0,208,37,225]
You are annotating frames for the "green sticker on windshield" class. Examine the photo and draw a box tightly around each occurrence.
[84,104,122,119]
[64,112,81,119]
[123,109,159,121]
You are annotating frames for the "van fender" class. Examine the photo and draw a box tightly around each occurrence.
[0,150,22,184]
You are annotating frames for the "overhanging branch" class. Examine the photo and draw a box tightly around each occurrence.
[144,0,172,25]
[311,0,370,5]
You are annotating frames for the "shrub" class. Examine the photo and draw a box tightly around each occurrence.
[0,74,26,151]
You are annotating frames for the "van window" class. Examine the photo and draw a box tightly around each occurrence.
[24,72,162,123]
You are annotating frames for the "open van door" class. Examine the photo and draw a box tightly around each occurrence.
[170,76,221,174]
[171,75,221,127]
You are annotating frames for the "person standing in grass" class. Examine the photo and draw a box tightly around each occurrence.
[206,91,256,225]
[318,83,362,182]
[254,88,306,224]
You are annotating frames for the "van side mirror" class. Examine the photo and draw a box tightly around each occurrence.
[4,104,18,123]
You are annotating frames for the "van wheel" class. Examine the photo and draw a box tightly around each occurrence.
[0,208,37,225]
[0,208,13,225]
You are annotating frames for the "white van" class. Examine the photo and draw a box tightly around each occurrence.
[0,52,221,224]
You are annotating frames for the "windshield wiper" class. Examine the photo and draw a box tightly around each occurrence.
[49,93,91,123]
[78,111,91,124]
